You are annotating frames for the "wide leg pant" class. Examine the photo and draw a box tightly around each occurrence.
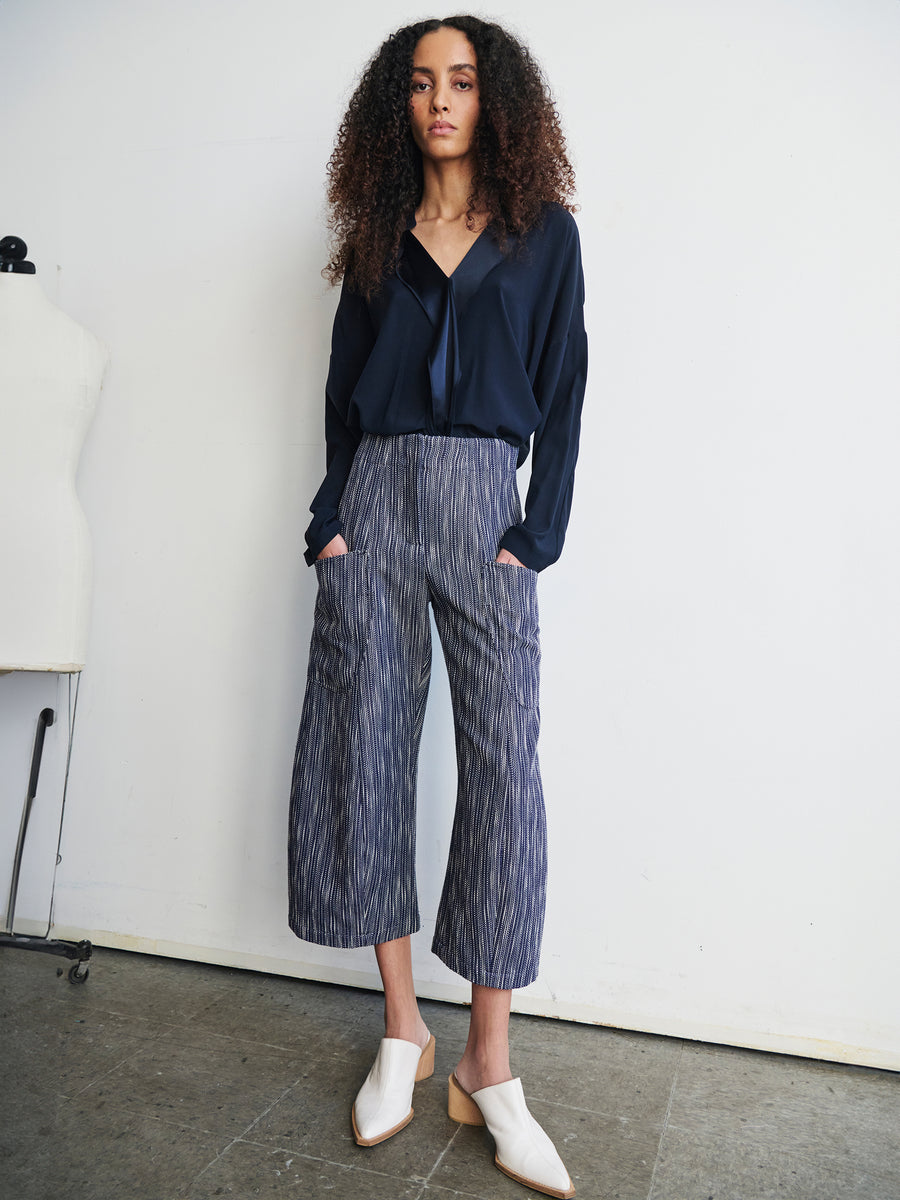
[288,433,546,989]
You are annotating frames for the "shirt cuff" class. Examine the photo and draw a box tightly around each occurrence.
[498,525,550,572]
[304,515,343,566]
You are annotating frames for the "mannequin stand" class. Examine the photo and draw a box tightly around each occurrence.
[0,680,93,983]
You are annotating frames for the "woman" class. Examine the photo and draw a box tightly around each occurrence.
[289,15,586,1199]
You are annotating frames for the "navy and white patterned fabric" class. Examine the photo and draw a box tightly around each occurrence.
[288,432,546,990]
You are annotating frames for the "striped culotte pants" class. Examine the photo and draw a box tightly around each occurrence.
[288,432,546,989]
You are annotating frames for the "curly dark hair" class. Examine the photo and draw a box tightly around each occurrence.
[324,15,577,296]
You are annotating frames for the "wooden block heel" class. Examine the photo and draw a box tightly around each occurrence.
[447,1072,486,1125]
[415,1034,436,1081]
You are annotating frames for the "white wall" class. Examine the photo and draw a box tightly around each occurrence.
[2,0,899,1070]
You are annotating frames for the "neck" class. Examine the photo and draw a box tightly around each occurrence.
[0,272,52,312]
[418,157,477,222]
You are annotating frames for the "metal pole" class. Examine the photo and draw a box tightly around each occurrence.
[4,707,54,935]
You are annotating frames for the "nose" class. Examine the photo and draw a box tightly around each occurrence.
[430,81,450,112]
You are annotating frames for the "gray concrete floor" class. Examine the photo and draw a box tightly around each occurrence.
[1,946,898,1200]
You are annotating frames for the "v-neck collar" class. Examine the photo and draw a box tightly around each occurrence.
[395,217,505,432]
[398,223,506,326]
[406,225,488,280]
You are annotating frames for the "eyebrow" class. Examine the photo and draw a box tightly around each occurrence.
[411,63,478,75]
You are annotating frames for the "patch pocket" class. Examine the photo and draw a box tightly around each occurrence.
[310,552,374,693]
[482,561,541,710]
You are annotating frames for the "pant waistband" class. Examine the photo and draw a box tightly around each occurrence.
[357,432,518,478]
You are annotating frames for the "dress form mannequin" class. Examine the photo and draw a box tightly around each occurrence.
[0,237,109,672]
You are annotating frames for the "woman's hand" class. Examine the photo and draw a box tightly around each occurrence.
[495,548,526,568]
[317,534,349,560]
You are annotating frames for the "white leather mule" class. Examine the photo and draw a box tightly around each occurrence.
[351,1034,435,1146]
[448,1072,575,1198]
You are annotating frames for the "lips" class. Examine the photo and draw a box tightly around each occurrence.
[429,121,456,133]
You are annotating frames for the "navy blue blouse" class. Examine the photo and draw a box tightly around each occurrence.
[304,202,588,572]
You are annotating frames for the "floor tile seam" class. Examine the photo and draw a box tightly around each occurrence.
[10,1106,320,1155]
[64,1065,324,1128]
[410,1189,484,1200]
[250,1146,443,1187]
[233,1074,307,1143]
[411,1176,487,1200]
[61,1077,344,1142]
[59,1027,314,1094]
[645,1039,684,1200]
[661,1100,900,1134]
[230,1059,363,1144]
[176,1056,296,1192]
[659,1117,900,1170]
[524,1093,669,1125]
[81,1115,325,1153]
[660,1110,900,1135]
[64,1041,166,1099]
[112,1106,239,1143]
[415,1122,465,1199]
[184,1130,244,1189]
[24,1001,173,1035]
[176,996,244,1026]
[222,1110,464,1182]
[46,1090,78,1104]
[56,1004,222,1036]
[157,1023,361,1060]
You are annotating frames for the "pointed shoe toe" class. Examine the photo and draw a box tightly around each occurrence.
[351,1034,435,1146]
[448,1073,575,1198]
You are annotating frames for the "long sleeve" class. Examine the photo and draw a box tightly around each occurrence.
[303,278,376,565]
[498,216,588,571]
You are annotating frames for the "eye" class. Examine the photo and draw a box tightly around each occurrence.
[411,79,431,93]
[454,79,474,90]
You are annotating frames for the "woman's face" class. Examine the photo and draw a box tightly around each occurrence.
[409,27,480,165]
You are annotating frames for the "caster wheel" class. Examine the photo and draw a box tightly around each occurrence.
[68,962,90,985]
